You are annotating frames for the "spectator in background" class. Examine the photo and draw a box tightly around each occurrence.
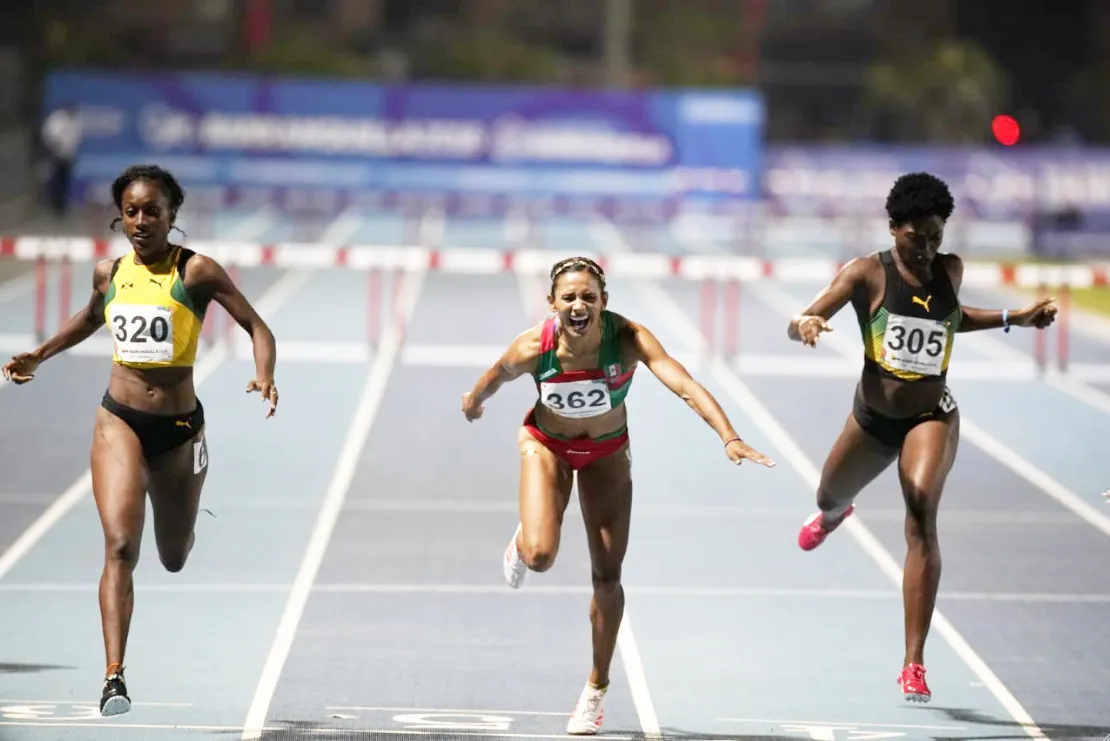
[41,104,81,216]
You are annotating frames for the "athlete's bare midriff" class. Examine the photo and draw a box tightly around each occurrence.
[533,399,629,439]
[107,364,196,415]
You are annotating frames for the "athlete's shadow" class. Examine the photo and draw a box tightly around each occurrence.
[657,731,812,741]
[240,715,1110,741]
[250,722,812,740]
[905,705,1110,741]
[0,661,74,674]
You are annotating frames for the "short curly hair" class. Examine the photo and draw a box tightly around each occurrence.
[885,172,954,226]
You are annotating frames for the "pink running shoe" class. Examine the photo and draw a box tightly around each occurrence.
[797,504,855,551]
[897,663,931,702]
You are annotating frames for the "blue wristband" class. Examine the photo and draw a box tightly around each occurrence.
[1002,309,1010,333]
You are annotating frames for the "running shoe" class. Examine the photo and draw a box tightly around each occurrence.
[567,682,606,735]
[100,666,131,716]
[797,504,855,551]
[897,663,931,703]
[503,523,527,589]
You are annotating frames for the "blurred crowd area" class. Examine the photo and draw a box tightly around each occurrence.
[6,0,1109,142]
[2,0,1110,261]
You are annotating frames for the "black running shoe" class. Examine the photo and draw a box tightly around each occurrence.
[100,669,131,716]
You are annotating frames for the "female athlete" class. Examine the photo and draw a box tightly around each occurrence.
[461,256,774,735]
[2,164,278,716]
[786,172,1056,703]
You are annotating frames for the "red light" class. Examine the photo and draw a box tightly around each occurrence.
[992,114,1021,146]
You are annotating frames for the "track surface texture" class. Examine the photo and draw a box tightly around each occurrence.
[0,210,1105,741]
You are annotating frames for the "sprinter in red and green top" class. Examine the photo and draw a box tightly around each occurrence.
[461,255,774,736]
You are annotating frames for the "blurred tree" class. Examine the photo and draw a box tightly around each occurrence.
[1059,2,1110,143]
[863,37,1010,142]
[229,23,371,77]
[631,0,755,87]
[411,26,563,83]
[38,18,128,67]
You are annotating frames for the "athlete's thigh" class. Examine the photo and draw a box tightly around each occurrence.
[576,444,633,576]
[90,407,149,546]
[897,409,960,515]
[518,427,574,553]
[818,412,898,499]
[147,425,209,545]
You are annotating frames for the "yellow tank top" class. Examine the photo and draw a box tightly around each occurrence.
[102,246,208,369]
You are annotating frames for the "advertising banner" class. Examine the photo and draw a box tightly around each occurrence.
[763,144,1110,221]
[763,145,1110,257]
[44,70,764,218]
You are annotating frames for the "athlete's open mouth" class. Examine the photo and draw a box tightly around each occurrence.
[568,314,590,331]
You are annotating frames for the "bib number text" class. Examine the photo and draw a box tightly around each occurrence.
[882,315,947,376]
[109,304,174,363]
[540,378,612,418]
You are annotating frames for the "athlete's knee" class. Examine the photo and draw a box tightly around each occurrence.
[816,483,854,512]
[157,531,195,573]
[591,566,623,593]
[519,535,557,572]
[158,546,189,573]
[902,481,939,542]
[104,533,140,570]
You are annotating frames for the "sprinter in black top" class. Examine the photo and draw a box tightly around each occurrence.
[785,172,1057,703]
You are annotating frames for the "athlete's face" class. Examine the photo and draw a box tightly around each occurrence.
[892,215,944,269]
[549,271,607,337]
[120,180,174,261]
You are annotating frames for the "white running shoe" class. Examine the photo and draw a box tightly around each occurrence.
[566,682,606,735]
[503,523,527,589]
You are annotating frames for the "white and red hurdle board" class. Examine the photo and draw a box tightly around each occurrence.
[2,234,1109,288]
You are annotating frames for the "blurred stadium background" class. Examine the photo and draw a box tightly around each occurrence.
[4,0,1110,266]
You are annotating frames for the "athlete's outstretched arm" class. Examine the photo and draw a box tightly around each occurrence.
[944,254,1058,333]
[190,255,278,416]
[1,259,112,384]
[462,329,540,421]
[787,258,868,346]
[628,319,774,467]
[956,300,1057,332]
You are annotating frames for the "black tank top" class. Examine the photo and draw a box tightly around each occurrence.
[851,250,962,383]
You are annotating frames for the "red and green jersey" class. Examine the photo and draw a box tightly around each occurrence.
[531,311,635,419]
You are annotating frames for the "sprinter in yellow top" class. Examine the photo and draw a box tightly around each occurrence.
[102,240,206,370]
[2,164,278,718]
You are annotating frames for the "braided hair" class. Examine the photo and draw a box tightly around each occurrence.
[108,164,186,233]
[549,256,606,295]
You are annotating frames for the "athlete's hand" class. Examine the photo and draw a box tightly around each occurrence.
[1014,298,1058,329]
[461,391,484,422]
[795,315,833,347]
[2,352,41,384]
[725,438,776,468]
[246,377,278,418]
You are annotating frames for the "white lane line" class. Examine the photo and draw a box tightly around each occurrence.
[317,206,365,246]
[509,241,662,741]
[0,269,310,584]
[239,265,428,741]
[748,277,1110,542]
[591,216,1049,741]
